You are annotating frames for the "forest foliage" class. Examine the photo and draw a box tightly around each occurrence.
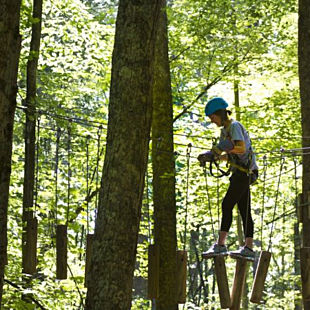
[3,0,302,309]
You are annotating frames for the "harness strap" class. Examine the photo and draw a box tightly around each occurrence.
[209,157,231,178]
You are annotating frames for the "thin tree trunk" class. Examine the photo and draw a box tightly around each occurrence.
[298,0,310,309]
[85,1,162,308]
[152,2,177,309]
[22,0,43,274]
[0,0,22,303]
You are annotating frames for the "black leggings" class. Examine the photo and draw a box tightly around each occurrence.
[220,170,256,238]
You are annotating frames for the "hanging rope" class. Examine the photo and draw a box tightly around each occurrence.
[95,125,102,221]
[146,166,152,244]
[34,113,41,214]
[260,155,268,251]
[86,135,91,235]
[216,175,220,231]
[267,152,285,252]
[66,122,72,225]
[183,143,192,251]
[203,166,216,241]
[55,128,61,225]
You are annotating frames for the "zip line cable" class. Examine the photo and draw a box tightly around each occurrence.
[15,105,310,158]
[16,103,310,143]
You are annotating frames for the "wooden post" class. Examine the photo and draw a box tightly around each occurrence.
[56,224,67,280]
[147,244,159,299]
[250,251,272,304]
[214,256,231,308]
[230,258,248,310]
[176,250,187,304]
[85,233,94,287]
[300,247,310,302]
[23,212,38,275]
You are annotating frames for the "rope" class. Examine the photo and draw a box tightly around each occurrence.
[55,128,61,225]
[216,174,220,231]
[34,114,41,213]
[268,153,285,252]
[203,166,216,241]
[66,123,72,225]
[260,155,267,251]
[293,155,299,217]
[86,135,91,235]
[146,166,151,244]
[95,126,102,221]
[183,143,192,251]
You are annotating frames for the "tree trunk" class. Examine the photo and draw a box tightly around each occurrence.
[0,0,22,303]
[298,0,310,308]
[152,2,178,309]
[22,0,43,274]
[85,1,162,308]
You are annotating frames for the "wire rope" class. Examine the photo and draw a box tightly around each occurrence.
[183,143,192,251]
[267,153,285,252]
[55,128,61,225]
[203,166,216,241]
[260,155,268,251]
[66,123,72,225]
[34,114,41,214]
[86,135,90,235]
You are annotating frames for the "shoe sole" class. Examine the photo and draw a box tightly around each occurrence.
[202,252,228,259]
[229,253,255,262]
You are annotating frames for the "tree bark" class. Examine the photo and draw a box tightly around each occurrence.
[152,2,178,309]
[0,0,22,303]
[22,0,43,274]
[85,0,162,308]
[298,0,310,308]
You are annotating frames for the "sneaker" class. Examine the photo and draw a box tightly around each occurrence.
[229,246,255,262]
[202,243,228,259]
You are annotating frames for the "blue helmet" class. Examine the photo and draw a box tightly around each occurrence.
[204,97,228,116]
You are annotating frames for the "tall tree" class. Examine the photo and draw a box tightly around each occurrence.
[85,0,162,308]
[298,0,310,308]
[0,0,22,303]
[152,1,178,309]
[22,0,43,273]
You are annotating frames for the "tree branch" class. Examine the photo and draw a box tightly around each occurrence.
[4,279,47,310]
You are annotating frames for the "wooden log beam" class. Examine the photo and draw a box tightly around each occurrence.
[230,258,248,310]
[250,251,271,304]
[214,256,231,308]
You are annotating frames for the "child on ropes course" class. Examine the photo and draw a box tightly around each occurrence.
[198,97,258,261]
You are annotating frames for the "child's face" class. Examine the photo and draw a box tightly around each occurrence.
[208,114,221,127]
